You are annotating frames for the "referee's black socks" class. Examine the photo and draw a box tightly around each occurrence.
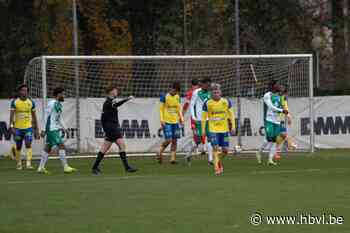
[92,151,105,169]
[119,151,130,170]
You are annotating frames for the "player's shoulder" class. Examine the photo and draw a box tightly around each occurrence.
[103,97,112,104]
[263,91,271,98]
[10,98,18,108]
[12,97,19,101]
[203,98,211,106]
[47,99,57,107]
[222,97,233,106]
[193,88,201,95]
[27,97,35,105]
[160,93,167,102]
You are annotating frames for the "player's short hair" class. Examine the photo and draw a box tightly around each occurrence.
[172,82,181,92]
[53,87,65,97]
[211,83,221,91]
[191,79,199,86]
[17,84,28,92]
[105,84,117,94]
[269,79,278,90]
[201,78,211,84]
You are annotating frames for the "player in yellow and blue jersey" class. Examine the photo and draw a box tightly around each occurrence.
[158,82,184,164]
[201,83,235,175]
[9,84,39,170]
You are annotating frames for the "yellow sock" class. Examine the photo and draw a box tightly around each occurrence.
[219,152,228,160]
[170,151,176,161]
[276,135,284,146]
[26,148,33,162]
[159,145,166,158]
[15,149,21,164]
[287,137,296,149]
[9,144,16,160]
[213,150,220,171]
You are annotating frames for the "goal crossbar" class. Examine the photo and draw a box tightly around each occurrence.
[43,54,313,60]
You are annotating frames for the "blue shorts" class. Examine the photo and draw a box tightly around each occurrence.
[208,132,230,148]
[14,128,33,146]
[163,123,181,140]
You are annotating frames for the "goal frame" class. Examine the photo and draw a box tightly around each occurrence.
[30,54,314,155]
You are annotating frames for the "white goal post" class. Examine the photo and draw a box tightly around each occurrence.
[24,54,314,155]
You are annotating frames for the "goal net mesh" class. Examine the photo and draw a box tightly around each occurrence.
[24,56,312,153]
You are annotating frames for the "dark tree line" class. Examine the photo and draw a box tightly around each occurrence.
[0,0,349,97]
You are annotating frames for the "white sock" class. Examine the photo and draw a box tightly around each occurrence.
[268,143,276,162]
[186,143,197,158]
[198,143,204,153]
[207,143,213,162]
[259,141,270,153]
[38,151,49,169]
[59,149,68,168]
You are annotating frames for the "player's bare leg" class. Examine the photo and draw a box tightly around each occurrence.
[286,136,297,150]
[275,134,286,161]
[170,139,177,164]
[116,138,137,172]
[158,140,170,164]
[218,147,229,174]
[213,146,222,175]
[4,144,16,160]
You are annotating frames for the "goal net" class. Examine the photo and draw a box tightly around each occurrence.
[24,55,314,155]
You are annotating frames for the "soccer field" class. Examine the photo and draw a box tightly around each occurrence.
[1,150,349,233]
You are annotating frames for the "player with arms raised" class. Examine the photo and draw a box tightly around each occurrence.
[9,84,39,170]
[92,85,137,174]
[37,87,76,174]
[202,83,235,175]
[187,78,213,165]
[158,82,184,164]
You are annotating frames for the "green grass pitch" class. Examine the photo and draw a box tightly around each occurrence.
[0,150,349,233]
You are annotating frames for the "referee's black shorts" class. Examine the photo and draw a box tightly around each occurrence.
[102,122,123,143]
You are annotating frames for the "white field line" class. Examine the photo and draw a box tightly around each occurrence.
[3,167,350,185]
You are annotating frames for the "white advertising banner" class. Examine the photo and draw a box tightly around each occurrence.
[1,96,350,156]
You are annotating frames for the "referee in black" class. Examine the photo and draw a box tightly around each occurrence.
[92,85,137,174]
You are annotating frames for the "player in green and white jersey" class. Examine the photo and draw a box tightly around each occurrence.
[256,80,288,165]
[37,87,77,174]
